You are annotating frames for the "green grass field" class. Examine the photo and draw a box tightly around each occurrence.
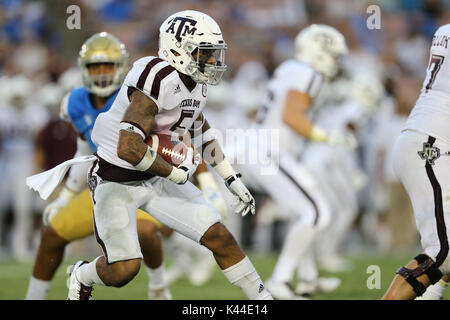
[1,251,447,300]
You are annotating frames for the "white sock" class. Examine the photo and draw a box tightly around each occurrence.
[296,248,319,283]
[25,276,51,300]
[146,264,167,289]
[222,256,273,300]
[271,220,315,283]
[77,257,105,287]
[422,279,448,299]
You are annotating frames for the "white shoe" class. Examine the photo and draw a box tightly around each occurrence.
[415,282,446,300]
[266,279,309,300]
[148,285,172,300]
[415,293,442,300]
[319,255,353,273]
[67,261,93,300]
[295,277,341,296]
[188,256,216,286]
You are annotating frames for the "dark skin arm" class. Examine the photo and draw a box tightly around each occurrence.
[117,89,174,177]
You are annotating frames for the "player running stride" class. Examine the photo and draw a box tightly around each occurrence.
[64,11,272,300]
[25,32,170,300]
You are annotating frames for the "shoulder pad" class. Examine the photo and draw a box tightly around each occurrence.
[64,87,90,121]
[59,92,71,122]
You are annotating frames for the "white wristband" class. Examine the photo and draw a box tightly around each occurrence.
[213,159,235,180]
[120,121,146,140]
[135,146,157,171]
[310,126,328,142]
[167,167,187,184]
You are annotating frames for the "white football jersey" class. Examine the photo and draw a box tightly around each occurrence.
[404,24,450,143]
[259,59,323,157]
[92,56,208,170]
[0,103,48,156]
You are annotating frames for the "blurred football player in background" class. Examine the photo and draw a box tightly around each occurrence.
[25,32,171,300]
[248,24,355,299]
[0,75,49,261]
[302,71,385,281]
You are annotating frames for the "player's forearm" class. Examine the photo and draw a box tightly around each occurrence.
[283,111,312,138]
[196,158,209,174]
[117,130,148,165]
[201,139,225,167]
[117,130,173,177]
[193,113,225,167]
[198,139,236,181]
[145,154,174,177]
[284,114,328,142]
[282,89,327,141]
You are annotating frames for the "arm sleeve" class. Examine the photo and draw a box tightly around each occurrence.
[59,92,71,122]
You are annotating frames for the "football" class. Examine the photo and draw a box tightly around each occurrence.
[145,133,188,166]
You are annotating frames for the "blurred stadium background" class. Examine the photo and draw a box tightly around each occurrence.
[0,0,449,300]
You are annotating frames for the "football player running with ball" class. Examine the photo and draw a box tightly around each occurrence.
[25,33,171,300]
[382,24,450,300]
[65,11,272,300]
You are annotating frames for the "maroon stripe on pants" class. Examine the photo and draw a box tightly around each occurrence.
[425,136,449,267]
[279,165,319,226]
[93,210,110,264]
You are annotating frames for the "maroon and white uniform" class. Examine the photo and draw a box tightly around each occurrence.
[93,56,208,172]
[393,24,450,273]
[90,56,220,264]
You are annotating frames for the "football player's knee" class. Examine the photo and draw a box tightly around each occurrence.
[201,223,237,251]
[396,254,443,297]
[41,225,68,250]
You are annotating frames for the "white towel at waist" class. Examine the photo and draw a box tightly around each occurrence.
[26,155,97,200]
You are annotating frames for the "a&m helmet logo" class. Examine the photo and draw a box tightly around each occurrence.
[418,142,440,165]
[165,17,197,42]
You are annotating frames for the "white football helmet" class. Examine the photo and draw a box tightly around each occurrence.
[78,32,129,97]
[7,75,32,109]
[158,10,227,85]
[58,67,82,93]
[38,82,64,110]
[348,72,385,113]
[295,24,348,79]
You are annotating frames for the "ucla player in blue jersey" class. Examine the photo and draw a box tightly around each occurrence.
[25,33,171,300]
